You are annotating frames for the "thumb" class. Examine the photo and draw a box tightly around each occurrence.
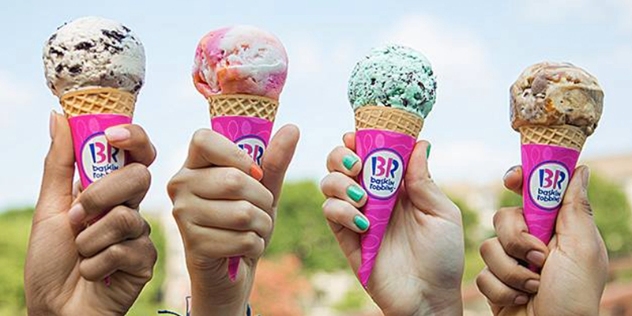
[404,141,460,221]
[261,124,300,207]
[34,111,75,222]
[555,165,595,235]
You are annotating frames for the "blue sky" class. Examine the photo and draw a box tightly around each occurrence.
[1,0,631,211]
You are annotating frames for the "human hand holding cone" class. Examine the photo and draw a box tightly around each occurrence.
[349,45,437,287]
[510,62,603,249]
[192,25,288,281]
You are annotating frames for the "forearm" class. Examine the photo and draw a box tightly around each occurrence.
[188,273,252,316]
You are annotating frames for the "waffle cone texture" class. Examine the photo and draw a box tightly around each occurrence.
[60,87,136,118]
[355,105,424,138]
[208,94,279,122]
[519,125,586,152]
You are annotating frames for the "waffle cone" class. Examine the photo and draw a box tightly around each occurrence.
[60,87,136,118]
[355,105,423,138]
[519,125,586,152]
[208,94,279,122]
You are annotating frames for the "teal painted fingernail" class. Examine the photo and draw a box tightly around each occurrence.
[426,143,432,158]
[354,215,369,231]
[342,155,359,170]
[347,185,365,202]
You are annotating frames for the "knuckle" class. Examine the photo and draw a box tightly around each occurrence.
[106,244,125,263]
[222,169,246,194]
[240,231,262,252]
[233,201,254,229]
[479,239,495,258]
[191,129,211,149]
[171,199,189,222]
[126,163,152,192]
[113,208,141,237]
[505,236,526,257]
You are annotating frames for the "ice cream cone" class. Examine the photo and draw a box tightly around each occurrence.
[355,105,423,137]
[519,125,586,152]
[208,94,278,122]
[353,105,422,288]
[60,87,136,118]
[207,94,280,281]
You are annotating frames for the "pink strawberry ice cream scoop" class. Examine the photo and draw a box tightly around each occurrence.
[192,25,288,100]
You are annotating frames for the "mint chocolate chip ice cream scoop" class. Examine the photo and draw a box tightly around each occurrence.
[348,45,437,118]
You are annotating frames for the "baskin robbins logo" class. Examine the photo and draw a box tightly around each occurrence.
[362,149,404,199]
[81,132,125,183]
[236,136,266,166]
[528,161,570,210]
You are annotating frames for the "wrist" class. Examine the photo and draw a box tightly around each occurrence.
[415,290,463,316]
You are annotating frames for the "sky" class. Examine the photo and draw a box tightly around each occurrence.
[0,0,631,212]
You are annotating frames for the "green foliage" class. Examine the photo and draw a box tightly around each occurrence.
[589,174,632,258]
[496,172,632,258]
[452,197,479,252]
[0,207,33,315]
[0,207,166,316]
[333,287,369,312]
[265,181,348,272]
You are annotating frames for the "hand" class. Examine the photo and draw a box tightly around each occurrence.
[476,165,608,316]
[25,112,158,315]
[167,126,299,316]
[320,133,464,316]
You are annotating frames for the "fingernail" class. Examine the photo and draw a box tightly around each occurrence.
[426,143,432,158]
[582,166,590,189]
[503,166,517,182]
[342,155,359,170]
[104,126,131,142]
[49,110,57,139]
[524,279,540,293]
[526,250,546,267]
[514,295,529,305]
[250,164,264,181]
[353,215,370,231]
[68,203,86,225]
[347,185,365,202]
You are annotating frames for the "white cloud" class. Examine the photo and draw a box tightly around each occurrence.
[285,39,323,77]
[381,14,499,103]
[520,0,632,30]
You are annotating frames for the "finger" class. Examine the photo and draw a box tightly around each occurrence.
[322,198,369,234]
[261,124,300,206]
[326,146,362,175]
[323,201,362,271]
[172,198,273,239]
[184,129,262,180]
[503,165,523,196]
[75,206,148,258]
[480,238,541,294]
[72,180,84,199]
[403,140,460,221]
[178,224,266,259]
[493,207,549,268]
[342,132,356,151]
[79,236,157,282]
[68,163,151,227]
[556,166,596,235]
[476,268,530,307]
[35,111,75,222]
[175,167,273,212]
[105,124,157,167]
[320,172,367,208]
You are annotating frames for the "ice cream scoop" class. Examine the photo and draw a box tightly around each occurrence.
[192,25,288,281]
[193,25,288,100]
[348,44,437,287]
[510,62,603,136]
[349,45,436,119]
[43,16,145,98]
[510,61,603,253]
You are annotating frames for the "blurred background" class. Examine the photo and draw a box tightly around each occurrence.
[1,0,631,315]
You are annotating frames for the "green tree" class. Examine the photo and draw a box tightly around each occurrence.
[497,172,632,258]
[266,181,348,272]
[451,197,479,252]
